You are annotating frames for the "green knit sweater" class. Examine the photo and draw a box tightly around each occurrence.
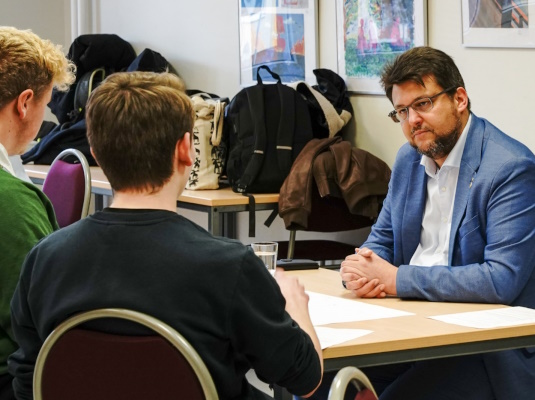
[0,169,58,375]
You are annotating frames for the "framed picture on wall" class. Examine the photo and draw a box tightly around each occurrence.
[461,0,535,48]
[336,0,427,94]
[238,0,318,86]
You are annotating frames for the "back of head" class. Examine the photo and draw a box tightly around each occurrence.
[86,71,194,193]
[0,26,76,109]
[380,46,470,111]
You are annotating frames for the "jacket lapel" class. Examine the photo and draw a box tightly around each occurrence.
[449,114,484,264]
[402,157,427,264]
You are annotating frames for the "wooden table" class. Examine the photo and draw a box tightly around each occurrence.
[24,164,279,237]
[273,268,535,399]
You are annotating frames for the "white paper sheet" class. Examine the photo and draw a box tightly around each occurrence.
[314,326,373,349]
[307,291,413,326]
[429,306,535,329]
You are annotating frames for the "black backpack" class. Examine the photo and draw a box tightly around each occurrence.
[225,65,313,194]
[22,34,137,166]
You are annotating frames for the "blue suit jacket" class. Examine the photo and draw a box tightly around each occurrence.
[363,114,535,399]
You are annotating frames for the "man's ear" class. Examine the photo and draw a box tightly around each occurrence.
[454,87,469,112]
[16,89,34,119]
[176,132,194,167]
[89,147,100,166]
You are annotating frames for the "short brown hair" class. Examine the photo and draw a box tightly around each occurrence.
[86,71,194,193]
[0,26,76,109]
[380,46,470,111]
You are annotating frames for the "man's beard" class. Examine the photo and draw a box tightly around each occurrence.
[411,116,462,160]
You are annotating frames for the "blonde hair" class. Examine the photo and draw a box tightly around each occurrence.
[0,26,76,109]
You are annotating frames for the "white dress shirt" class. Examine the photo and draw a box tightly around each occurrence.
[0,142,32,182]
[0,142,15,175]
[410,115,472,267]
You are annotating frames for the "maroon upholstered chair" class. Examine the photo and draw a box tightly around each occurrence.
[33,308,218,400]
[42,148,91,228]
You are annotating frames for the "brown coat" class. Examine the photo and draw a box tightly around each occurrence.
[279,137,391,230]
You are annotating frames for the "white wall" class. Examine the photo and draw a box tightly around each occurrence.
[0,0,69,45]
[0,0,71,122]
[3,0,535,244]
[89,0,535,169]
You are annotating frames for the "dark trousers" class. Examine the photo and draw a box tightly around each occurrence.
[364,354,495,400]
[0,373,14,400]
[300,354,495,400]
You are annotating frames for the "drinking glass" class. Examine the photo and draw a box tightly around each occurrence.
[251,242,278,272]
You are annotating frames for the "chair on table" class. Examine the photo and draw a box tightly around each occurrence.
[42,148,91,228]
[328,367,378,400]
[33,308,218,400]
[277,183,376,269]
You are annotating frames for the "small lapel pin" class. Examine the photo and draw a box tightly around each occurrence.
[469,176,474,188]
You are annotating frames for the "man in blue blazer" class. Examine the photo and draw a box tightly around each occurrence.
[340,47,535,399]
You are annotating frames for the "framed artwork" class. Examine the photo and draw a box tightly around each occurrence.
[238,0,318,86]
[336,0,427,94]
[461,0,535,48]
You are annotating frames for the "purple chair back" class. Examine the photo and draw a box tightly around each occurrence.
[41,149,91,228]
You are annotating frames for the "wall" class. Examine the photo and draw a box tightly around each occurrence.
[0,0,69,44]
[3,0,535,244]
[0,0,70,122]
[88,1,535,169]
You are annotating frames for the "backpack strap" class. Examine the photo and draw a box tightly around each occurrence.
[275,82,295,176]
[212,99,225,146]
[190,93,225,147]
[258,65,296,179]
[234,84,267,193]
[72,68,106,119]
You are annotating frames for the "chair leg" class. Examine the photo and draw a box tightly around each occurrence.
[287,230,296,259]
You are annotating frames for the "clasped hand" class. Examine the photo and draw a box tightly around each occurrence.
[339,248,398,298]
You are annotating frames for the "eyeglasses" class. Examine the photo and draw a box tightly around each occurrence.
[387,86,457,123]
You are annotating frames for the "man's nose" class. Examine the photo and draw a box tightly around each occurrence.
[406,107,423,125]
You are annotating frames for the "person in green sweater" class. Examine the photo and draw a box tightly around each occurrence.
[0,26,75,399]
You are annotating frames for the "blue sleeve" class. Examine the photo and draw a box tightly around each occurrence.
[361,175,395,263]
[397,155,535,304]
[360,144,418,264]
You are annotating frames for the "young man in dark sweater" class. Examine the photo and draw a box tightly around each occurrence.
[8,71,323,400]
